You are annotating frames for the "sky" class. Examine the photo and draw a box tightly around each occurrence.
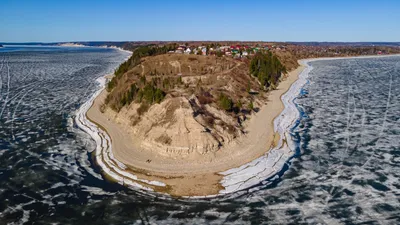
[0,0,399,42]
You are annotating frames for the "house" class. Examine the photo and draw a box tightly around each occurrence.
[225,51,232,56]
[201,47,207,55]
[184,48,191,54]
[175,49,183,54]
[242,51,248,57]
[219,46,230,52]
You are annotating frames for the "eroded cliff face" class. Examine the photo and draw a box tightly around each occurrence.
[104,54,268,157]
[109,96,243,156]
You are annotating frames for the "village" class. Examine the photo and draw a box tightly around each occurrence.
[170,43,287,58]
[165,41,396,60]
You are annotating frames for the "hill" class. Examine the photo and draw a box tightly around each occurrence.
[102,46,287,155]
[97,42,400,157]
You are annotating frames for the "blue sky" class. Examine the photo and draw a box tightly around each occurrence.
[0,0,399,42]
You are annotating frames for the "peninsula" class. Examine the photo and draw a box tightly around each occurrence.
[83,42,400,196]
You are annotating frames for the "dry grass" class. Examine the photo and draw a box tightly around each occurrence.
[137,102,150,116]
[155,134,172,145]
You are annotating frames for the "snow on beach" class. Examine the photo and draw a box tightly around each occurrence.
[74,49,167,192]
[216,54,400,195]
[218,60,312,194]
[75,76,166,191]
[75,57,314,197]
[80,53,400,197]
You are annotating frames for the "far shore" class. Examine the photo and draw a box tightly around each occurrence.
[84,53,400,197]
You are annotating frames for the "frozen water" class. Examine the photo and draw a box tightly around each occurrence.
[0,46,399,224]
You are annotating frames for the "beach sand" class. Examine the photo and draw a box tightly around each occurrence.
[86,64,306,196]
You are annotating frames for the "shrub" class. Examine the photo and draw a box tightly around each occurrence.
[236,100,243,109]
[154,89,165,104]
[140,76,146,85]
[204,116,215,127]
[107,78,117,91]
[137,89,144,102]
[197,90,213,105]
[140,84,165,104]
[177,76,183,84]
[218,93,233,111]
[137,103,150,116]
[198,95,213,105]
[248,101,254,111]
[142,84,156,103]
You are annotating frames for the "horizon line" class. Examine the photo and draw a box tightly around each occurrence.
[1,41,400,44]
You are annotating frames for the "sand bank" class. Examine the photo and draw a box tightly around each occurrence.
[81,54,400,197]
[78,59,309,197]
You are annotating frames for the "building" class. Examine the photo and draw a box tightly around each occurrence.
[184,48,191,54]
[219,46,230,52]
[201,48,207,55]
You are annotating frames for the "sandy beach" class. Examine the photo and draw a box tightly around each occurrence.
[81,54,400,197]
[81,61,306,196]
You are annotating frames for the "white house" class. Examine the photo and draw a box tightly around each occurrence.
[184,48,191,54]
[201,48,207,55]
[219,46,230,52]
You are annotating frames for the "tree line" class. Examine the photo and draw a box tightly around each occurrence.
[249,52,287,89]
[107,44,179,91]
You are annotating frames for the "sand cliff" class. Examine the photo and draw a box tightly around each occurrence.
[82,62,306,196]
